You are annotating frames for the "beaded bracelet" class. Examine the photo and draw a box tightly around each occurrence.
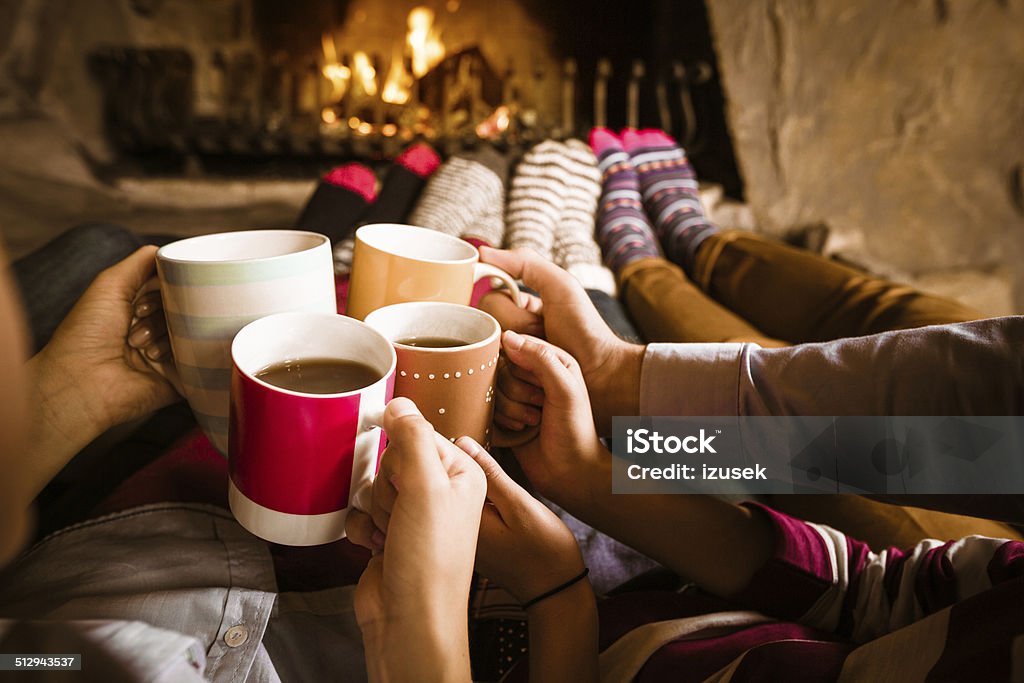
[522,568,590,610]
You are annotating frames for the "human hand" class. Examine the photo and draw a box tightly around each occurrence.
[346,398,485,682]
[493,331,607,507]
[33,246,181,434]
[455,436,585,605]
[478,247,644,434]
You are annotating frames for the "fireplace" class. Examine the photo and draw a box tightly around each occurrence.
[0,0,743,196]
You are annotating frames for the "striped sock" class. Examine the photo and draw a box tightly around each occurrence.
[408,150,506,243]
[551,139,617,294]
[505,140,567,260]
[589,127,662,274]
[622,128,718,274]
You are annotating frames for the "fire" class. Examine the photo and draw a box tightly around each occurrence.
[407,7,445,78]
[351,51,378,97]
[476,105,511,138]
[321,32,351,101]
[381,51,413,105]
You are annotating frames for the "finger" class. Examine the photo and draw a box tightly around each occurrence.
[494,385,541,426]
[97,246,160,299]
[133,288,163,318]
[497,365,545,407]
[500,331,580,409]
[143,338,171,362]
[455,437,530,514]
[479,246,589,308]
[478,289,544,337]
[345,508,385,552]
[370,465,398,533]
[506,362,542,389]
[128,318,156,348]
[494,411,526,432]
[382,398,447,493]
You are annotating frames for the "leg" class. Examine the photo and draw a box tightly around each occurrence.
[694,230,981,343]
[12,223,144,352]
[620,257,787,346]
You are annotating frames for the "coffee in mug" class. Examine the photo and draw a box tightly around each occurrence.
[364,302,500,446]
[229,311,395,546]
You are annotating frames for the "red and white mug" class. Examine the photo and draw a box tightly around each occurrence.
[228,311,396,546]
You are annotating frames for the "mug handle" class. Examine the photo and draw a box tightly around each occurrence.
[473,263,525,308]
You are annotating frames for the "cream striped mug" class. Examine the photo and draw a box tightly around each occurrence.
[156,230,336,453]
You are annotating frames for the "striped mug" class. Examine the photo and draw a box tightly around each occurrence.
[156,230,336,453]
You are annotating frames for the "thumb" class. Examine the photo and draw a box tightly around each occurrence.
[97,245,160,297]
[500,331,581,409]
[455,436,527,516]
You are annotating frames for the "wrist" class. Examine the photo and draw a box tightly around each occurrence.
[589,342,644,435]
[362,613,470,683]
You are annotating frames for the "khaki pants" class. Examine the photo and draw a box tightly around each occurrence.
[619,230,1018,549]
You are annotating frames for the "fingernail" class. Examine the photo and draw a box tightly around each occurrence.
[128,325,151,347]
[371,529,386,549]
[455,435,482,455]
[503,330,524,351]
[145,345,164,360]
[506,419,525,431]
[387,397,419,418]
[134,301,152,316]
[523,409,541,426]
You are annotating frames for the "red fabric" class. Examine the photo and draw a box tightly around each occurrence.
[395,142,441,178]
[322,163,378,203]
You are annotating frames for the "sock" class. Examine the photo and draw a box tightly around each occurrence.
[505,140,568,261]
[359,143,441,225]
[551,139,617,294]
[295,163,377,243]
[458,146,509,247]
[622,128,718,274]
[589,127,662,274]
[407,148,506,244]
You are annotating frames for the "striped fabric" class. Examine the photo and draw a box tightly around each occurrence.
[505,140,567,261]
[621,128,719,275]
[595,503,1024,682]
[589,128,663,274]
[550,139,616,294]
[408,154,506,244]
[158,241,337,454]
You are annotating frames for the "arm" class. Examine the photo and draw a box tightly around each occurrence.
[20,247,179,499]
[641,317,1024,418]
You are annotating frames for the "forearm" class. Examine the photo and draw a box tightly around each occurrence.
[589,343,644,435]
[22,351,110,499]
[362,619,471,683]
[561,458,774,598]
[527,580,599,683]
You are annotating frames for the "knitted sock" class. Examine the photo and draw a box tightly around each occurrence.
[551,139,617,294]
[505,140,568,261]
[622,128,718,274]
[296,163,377,243]
[359,143,441,225]
[589,128,662,274]
[407,148,506,244]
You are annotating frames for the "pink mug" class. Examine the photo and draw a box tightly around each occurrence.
[228,311,396,546]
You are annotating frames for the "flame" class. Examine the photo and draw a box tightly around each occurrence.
[476,105,511,138]
[321,32,351,101]
[381,53,413,105]
[407,7,445,78]
[351,51,378,97]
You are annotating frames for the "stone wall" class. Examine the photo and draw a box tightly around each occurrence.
[706,0,1024,314]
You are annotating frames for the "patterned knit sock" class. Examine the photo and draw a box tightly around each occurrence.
[551,139,617,294]
[360,142,441,225]
[296,163,377,243]
[622,128,718,274]
[589,128,662,274]
[407,148,506,244]
[505,140,567,261]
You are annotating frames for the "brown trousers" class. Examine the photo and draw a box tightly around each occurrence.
[619,230,1018,549]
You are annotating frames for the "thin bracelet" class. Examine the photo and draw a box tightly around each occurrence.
[522,568,590,610]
